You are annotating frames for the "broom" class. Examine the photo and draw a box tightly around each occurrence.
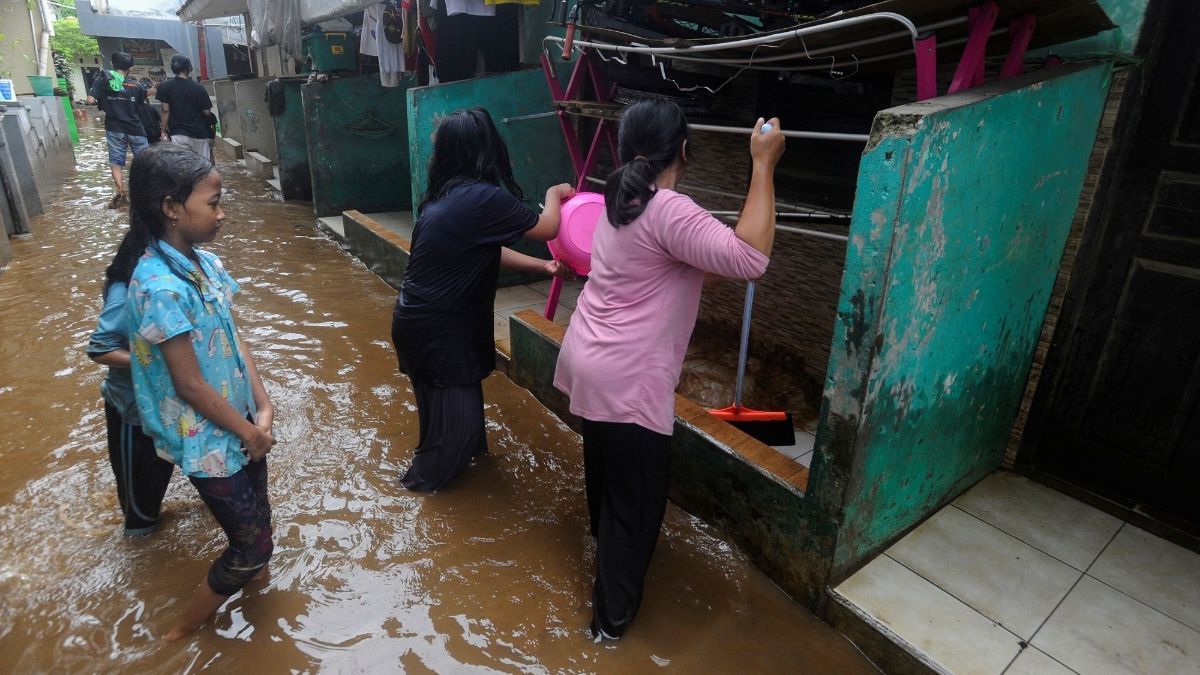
[709,280,797,446]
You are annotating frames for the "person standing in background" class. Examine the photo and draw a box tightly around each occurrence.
[156,55,214,162]
[87,52,149,209]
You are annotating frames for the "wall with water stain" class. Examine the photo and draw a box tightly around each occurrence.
[818,63,1114,576]
[271,78,313,202]
[302,74,413,218]
[233,78,278,162]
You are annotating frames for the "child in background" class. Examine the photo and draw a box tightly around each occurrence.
[117,143,276,641]
[554,100,785,641]
[87,235,176,536]
[390,108,573,492]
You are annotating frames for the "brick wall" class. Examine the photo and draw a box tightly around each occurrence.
[681,130,849,410]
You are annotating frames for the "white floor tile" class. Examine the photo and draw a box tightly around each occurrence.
[835,555,1023,675]
[953,472,1122,570]
[1089,525,1200,632]
[1005,646,1075,675]
[1034,576,1200,675]
[494,285,548,311]
[795,451,813,468]
[887,506,1081,639]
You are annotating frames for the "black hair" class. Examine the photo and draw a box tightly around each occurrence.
[111,52,133,72]
[170,53,193,76]
[102,143,217,299]
[419,108,522,213]
[604,99,692,227]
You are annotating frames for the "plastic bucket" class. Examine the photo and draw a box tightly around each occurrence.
[0,79,15,102]
[547,192,605,275]
[27,75,54,96]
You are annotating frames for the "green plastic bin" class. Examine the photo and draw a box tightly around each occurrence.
[302,31,358,73]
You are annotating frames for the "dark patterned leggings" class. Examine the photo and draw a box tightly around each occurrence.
[188,459,274,596]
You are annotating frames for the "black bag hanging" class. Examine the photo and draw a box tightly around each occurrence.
[383,2,405,44]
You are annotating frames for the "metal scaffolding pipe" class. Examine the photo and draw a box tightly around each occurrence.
[690,123,868,143]
[545,12,919,57]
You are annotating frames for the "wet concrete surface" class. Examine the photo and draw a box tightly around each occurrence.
[0,124,877,672]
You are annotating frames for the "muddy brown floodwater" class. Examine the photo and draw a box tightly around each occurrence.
[0,123,876,672]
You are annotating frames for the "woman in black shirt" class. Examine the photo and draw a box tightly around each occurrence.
[392,108,574,491]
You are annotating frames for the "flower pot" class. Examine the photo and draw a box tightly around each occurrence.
[27,75,55,96]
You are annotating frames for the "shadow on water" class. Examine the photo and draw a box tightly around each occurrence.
[0,123,876,673]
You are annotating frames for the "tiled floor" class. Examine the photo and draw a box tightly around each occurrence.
[833,471,1200,675]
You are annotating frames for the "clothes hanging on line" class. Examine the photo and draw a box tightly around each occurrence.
[362,2,409,87]
[433,0,518,82]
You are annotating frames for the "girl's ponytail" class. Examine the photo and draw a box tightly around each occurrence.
[604,99,692,228]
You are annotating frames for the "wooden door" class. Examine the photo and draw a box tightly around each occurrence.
[1024,0,1200,528]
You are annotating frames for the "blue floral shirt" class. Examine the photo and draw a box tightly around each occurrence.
[128,241,254,478]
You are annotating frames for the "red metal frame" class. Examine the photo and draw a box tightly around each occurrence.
[540,48,620,319]
[1000,14,1037,79]
[916,1,1037,100]
[948,0,999,94]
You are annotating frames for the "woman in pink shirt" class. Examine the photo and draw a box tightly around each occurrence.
[555,99,785,640]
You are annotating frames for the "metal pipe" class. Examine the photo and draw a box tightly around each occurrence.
[544,12,920,57]
[690,122,867,143]
[708,210,848,220]
[584,175,838,215]
[775,224,849,242]
[503,111,559,124]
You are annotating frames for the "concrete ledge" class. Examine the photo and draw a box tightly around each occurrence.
[823,591,937,675]
[245,151,274,179]
[217,136,244,160]
[508,309,831,607]
[341,209,411,291]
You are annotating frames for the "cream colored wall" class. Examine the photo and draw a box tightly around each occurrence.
[0,0,46,96]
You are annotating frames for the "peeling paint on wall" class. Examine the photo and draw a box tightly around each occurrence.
[817,64,1113,576]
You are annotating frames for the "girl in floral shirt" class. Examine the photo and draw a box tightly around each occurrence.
[118,143,276,641]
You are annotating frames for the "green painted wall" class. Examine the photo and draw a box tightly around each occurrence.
[818,64,1114,574]
[406,68,575,282]
[406,68,574,214]
[271,78,312,202]
[302,75,413,217]
[1040,0,1149,57]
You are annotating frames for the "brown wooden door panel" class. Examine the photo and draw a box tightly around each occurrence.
[1027,0,1200,527]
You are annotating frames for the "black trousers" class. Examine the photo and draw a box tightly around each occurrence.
[582,418,672,638]
[434,2,520,83]
[401,378,488,492]
[104,402,174,535]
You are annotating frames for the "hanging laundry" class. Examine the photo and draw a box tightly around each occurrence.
[362,2,409,87]
[430,0,518,82]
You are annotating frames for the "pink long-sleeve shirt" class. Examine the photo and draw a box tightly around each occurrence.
[554,189,770,435]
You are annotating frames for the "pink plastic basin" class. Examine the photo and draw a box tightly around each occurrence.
[547,192,604,276]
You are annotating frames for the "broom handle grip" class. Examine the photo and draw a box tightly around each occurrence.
[733,280,755,408]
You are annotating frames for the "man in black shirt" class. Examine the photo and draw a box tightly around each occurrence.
[156,55,214,162]
[87,52,149,208]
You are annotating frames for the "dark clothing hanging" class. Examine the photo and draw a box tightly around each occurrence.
[391,180,536,386]
[582,418,673,639]
[433,1,520,83]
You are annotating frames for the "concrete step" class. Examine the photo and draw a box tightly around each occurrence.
[245,151,274,179]
[217,135,243,160]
